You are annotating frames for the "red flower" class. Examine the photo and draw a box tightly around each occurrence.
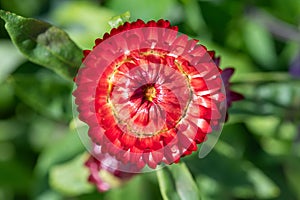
[73,19,226,172]
[85,144,135,192]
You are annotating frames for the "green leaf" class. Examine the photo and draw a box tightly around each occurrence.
[170,163,201,200]
[157,168,181,200]
[33,129,84,198]
[105,175,157,200]
[35,130,84,178]
[243,19,277,69]
[28,117,71,152]
[11,70,72,121]
[49,153,94,196]
[244,162,280,199]
[157,163,200,200]
[0,10,82,80]
[185,150,280,199]
[246,116,280,137]
[246,116,297,156]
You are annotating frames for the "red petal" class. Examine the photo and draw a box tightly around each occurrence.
[157,19,171,28]
[163,145,180,164]
[136,135,162,150]
[119,134,137,148]
[190,77,207,92]
[146,20,157,27]
[169,34,189,56]
[161,129,177,145]
[197,119,212,133]
[132,101,152,126]
[178,133,194,151]
[105,126,122,143]
[83,50,91,57]
[94,38,103,46]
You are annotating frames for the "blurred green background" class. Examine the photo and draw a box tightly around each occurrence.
[0,0,300,199]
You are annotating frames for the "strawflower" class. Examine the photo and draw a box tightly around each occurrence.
[73,19,242,173]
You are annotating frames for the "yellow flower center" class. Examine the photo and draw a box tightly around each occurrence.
[144,86,156,102]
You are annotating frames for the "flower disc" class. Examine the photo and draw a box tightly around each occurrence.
[73,20,226,172]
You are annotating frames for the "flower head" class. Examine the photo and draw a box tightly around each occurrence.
[74,19,227,172]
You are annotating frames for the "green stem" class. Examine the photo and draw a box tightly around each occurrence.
[232,72,296,85]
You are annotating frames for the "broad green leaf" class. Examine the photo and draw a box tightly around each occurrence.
[215,123,248,159]
[185,150,279,199]
[105,178,139,200]
[246,116,280,137]
[11,70,72,121]
[103,174,161,200]
[157,163,200,200]
[170,163,201,200]
[49,153,93,196]
[243,19,277,69]
[0,40,24,83]
[34,130,85,199]
[246,116,296,156]
[0,10,82,80]
[35,130,84,177]
[29,117,70,152]
[157,168,181,200]
[244,162,280,199]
